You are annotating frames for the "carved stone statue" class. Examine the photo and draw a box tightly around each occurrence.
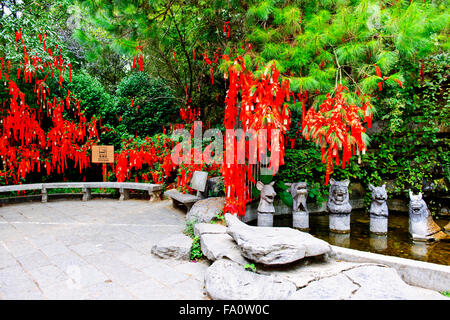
[286,182,309,230]
[327,179,352,233]
[285,182,308,213]
[256,181,276,227]
[409,191,449,242]
[368,184,389,234]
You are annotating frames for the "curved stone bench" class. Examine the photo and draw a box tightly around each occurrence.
[0,182,162,203]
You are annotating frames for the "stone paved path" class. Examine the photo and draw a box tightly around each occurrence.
[0,199,210,300]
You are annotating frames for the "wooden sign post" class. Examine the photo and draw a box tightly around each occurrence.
[92,145,114,182]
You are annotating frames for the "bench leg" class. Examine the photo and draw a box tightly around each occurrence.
[171,199,181,209]
[82,188,92,201]
[41,188,48,203]
[149,190,161,202]
[119,188,130,201]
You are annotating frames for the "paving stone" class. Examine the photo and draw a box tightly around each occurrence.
[28,265,70,289]
[16,251,51,270]
[48,252,89,271]
[140,263,191,286]
[95,263,149,287]
[27,235,58,247]
[0,253,18,270]
[68,242,104,256]
[171,277,208,300]
[86,281,136,300]
[173,260,211,282]
[115,250,158,269]
[126,279,184,300]
[65,265,110,287]
[3,239,37,257]
[100,240,132,253]
[0,265,37,289]
[40,282,90,300]
[0,286,45,300]
[39,242,71,257]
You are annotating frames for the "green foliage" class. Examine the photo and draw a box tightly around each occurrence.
[190,236,203,261]
[210,211,225,225]
[244,263,256,272]
[66,71,115,119]
[114,72,178,139]
[0,0,72,62]
[184,219,197,238]
[277,51,449,214]
[441,291,450,297]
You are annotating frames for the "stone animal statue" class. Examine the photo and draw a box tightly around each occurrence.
[256,181,276,213]
[409,191,449,242]
[368,184,388,217]
[327,179,352,214]
[285,182,308,213]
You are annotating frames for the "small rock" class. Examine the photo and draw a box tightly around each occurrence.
[186,197,225,224]
[205,259,296,300]
[225,213,331,265]
[151,234,192,260]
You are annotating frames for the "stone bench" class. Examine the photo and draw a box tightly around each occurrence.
[165,171,208,211]
[0,182,162,203]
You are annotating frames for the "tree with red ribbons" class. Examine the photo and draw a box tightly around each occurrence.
[0,32,99,184]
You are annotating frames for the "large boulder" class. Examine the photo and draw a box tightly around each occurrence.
[205,259,296,300]
[186,197,226,224]
[289,265,448,300]
[200,233,250,265]
[225,213,331,265]
[194,223,227,237]
[151,234,192,260]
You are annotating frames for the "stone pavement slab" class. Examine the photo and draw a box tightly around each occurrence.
[0,199,209,300]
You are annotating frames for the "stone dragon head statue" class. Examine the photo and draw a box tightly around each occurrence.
[327,179,352,214]
[285,182,308,213]
[256,181,276,213]
[369,184,388,217]
[407,191,449,241]
[409,191,429,221]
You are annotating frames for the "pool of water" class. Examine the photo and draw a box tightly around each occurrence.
[249,210,450,266]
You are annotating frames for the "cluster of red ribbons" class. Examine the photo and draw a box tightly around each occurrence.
[302,63,403,185]
[221,56,291,216]
[115,136,176,184]
[302,84,372,186]
[132,46,144,72]
[0,32,99,184]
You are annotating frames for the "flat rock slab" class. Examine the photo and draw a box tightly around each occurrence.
[200,233,249,265]
[151,234,192,260]
[194,223,227,237]
[187,197,226,224]
[259,257,379,289]
[289,265,448,300]
[205,259,296,300]
[225,213,331,265]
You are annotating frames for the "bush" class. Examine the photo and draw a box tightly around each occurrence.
[115,72,178,138]
[65,71,115,120]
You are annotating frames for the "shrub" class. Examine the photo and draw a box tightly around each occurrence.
[115,72,178,138]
